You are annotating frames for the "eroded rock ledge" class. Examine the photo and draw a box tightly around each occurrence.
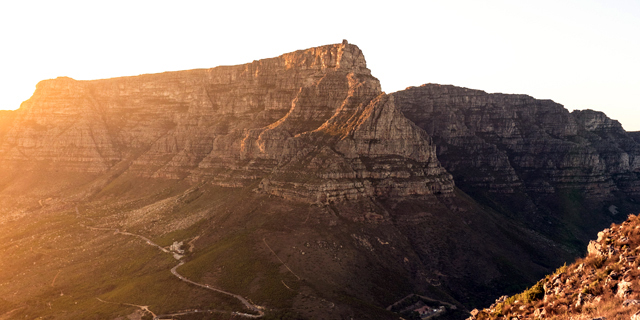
[0,42,453,202]
[392,84,640,200]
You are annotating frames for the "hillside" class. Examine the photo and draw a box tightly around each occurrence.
[393,84,640,251]
[0,42,639,319]
[470,214,640,320]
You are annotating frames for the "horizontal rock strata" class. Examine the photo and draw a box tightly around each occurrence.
[0,42,453,202]
[392,84,640,200]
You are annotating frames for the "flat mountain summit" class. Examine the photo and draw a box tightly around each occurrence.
[0,41,452,202]
[0,42,639,319]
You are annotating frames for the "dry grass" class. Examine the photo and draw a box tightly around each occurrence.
[475,214,640,320]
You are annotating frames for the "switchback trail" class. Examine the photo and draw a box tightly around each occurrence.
[80,207,264,319]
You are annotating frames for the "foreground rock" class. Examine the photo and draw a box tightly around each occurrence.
[469,214,640,320]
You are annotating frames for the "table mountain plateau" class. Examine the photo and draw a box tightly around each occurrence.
[0,41,638,319]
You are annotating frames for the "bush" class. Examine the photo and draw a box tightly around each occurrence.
[520,280,545,303]
[585,255,607,269]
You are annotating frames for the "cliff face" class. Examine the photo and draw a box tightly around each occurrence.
[0,110,15,141]
[3,42,640,320]
[392,85,640,236]
[0,42,453,201]
[392,84,640,199]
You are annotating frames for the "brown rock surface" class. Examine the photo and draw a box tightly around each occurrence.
[0,43,453,201]
[393,84,640,198]
[0,110,15,140]
[392,84,640,244]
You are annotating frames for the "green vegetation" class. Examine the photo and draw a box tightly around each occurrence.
[501,279,545,307]
[495,263,568,314]
[179,231,299,309]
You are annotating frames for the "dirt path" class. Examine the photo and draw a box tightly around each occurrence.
[80,207,264,319]
[170,261,263,318]
[96,297,157,318]
[263,238,301,280]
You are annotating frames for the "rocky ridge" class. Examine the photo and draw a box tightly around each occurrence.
[392,84,640,199]
[1,41,640,320]
[0,41,453,202]
[470,214,640,320]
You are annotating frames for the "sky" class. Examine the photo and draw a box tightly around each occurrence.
[1,0,639,130]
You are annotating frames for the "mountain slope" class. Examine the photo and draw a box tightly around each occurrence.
[470,214,640,320]
[0,42,637,320]
[393,84,640,250]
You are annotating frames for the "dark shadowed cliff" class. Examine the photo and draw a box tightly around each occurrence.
[393,84,640,250]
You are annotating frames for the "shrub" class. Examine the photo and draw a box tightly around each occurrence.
[585,255,607,269]
[582,280,603,296]
[521,280,545,304]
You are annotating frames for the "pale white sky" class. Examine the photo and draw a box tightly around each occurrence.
[1,0,639,130]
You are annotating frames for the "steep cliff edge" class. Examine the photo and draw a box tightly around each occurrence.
[393,84,640,198]
[0,42,453,201]
[1,43,639,320]
[392,84,640,246]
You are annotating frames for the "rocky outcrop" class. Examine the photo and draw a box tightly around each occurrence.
[392,84,640,201]
[257,92,454,203]
[0,42,453,202]
[470,214,640,320]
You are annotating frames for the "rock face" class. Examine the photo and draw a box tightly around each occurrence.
[0,110,15,141]
[392,84,640,199]
[3,42,640,320]
[392,84,640,236]
[629,131,640,144]
[0,42,453,202]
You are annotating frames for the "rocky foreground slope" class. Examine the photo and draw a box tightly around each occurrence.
[470,214,640,320]
[0,42,639,319]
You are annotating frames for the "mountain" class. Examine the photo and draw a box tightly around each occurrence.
[0,42,638,319]
[393,84,640,199]
[0,41,452,201]
[470,214,640,320]
[393,84,640,250]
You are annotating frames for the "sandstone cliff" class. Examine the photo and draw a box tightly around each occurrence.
[0,42,453,201]
[628,131,640,144]
[393,84,640,199]
[2,42,640,320]
[391,84,640,248]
